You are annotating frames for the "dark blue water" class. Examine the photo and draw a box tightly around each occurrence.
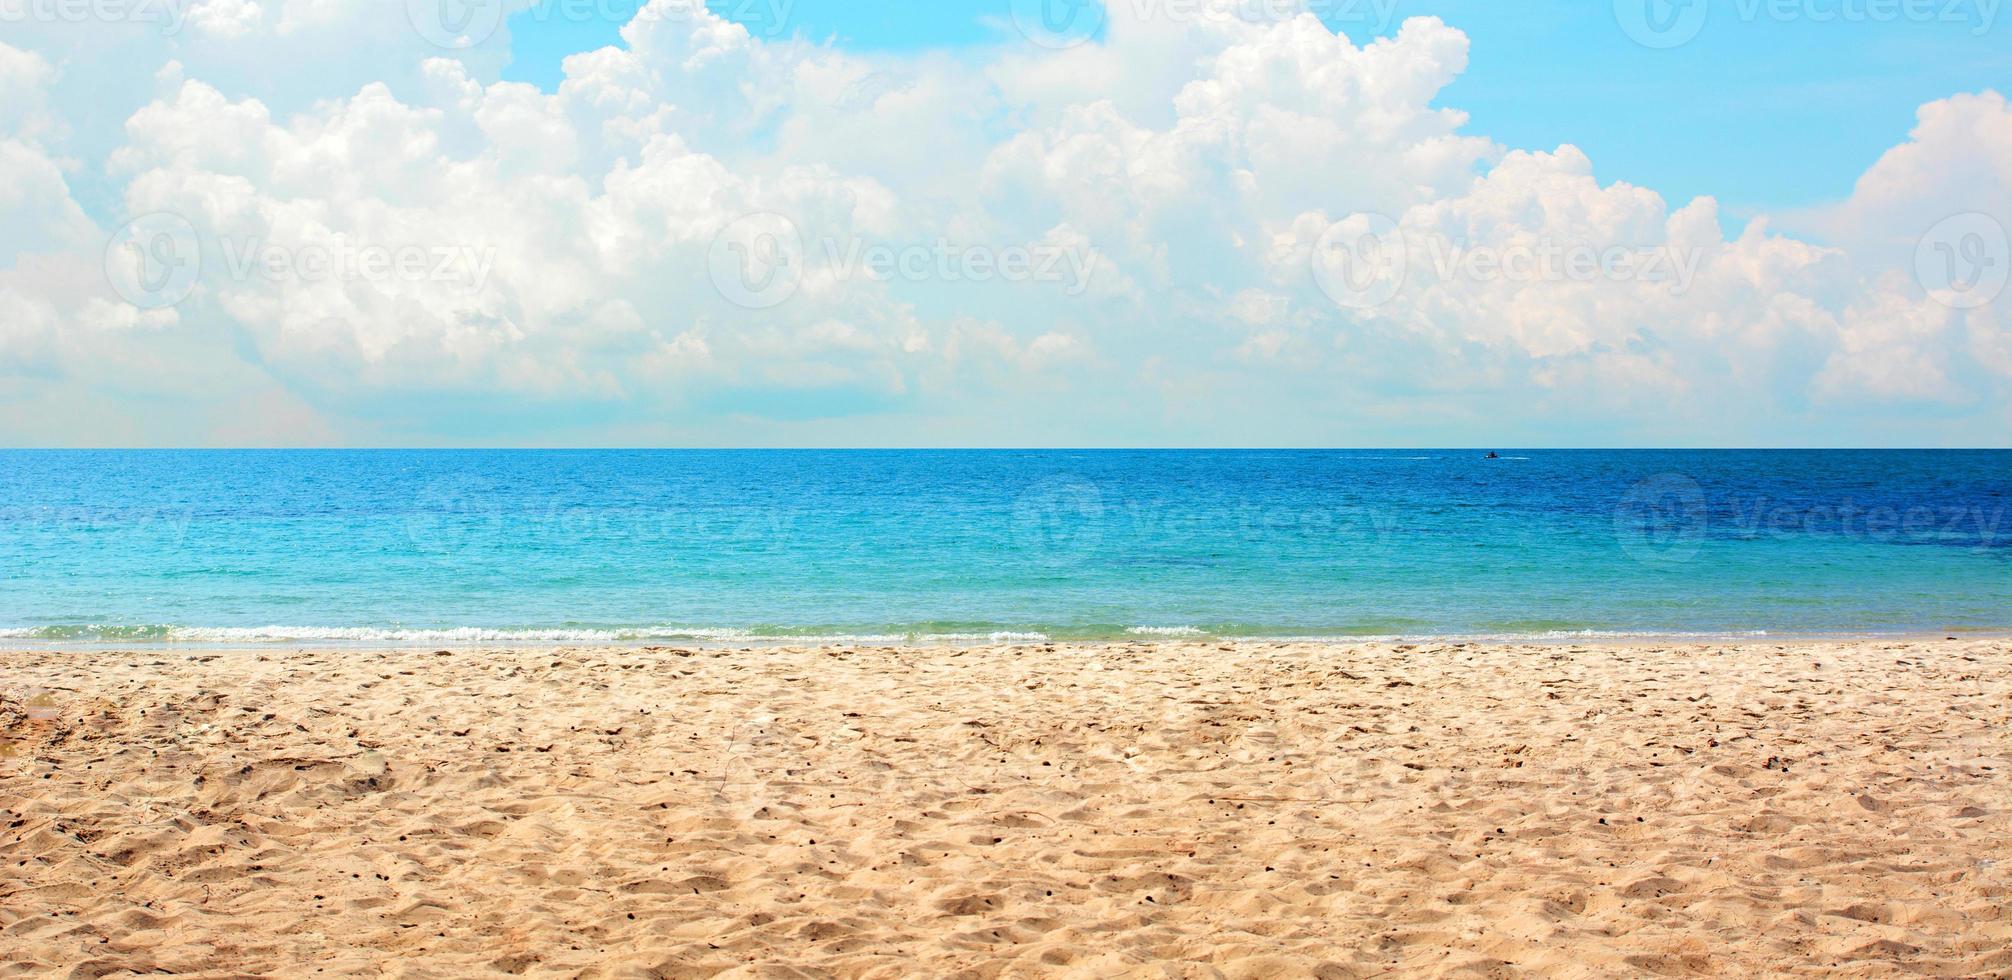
[0,450,2005,643]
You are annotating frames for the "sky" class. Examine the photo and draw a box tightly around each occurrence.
[1,0,2009,446]
[505,1,2012,213]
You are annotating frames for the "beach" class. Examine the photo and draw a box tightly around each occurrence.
[2,639,2007,978]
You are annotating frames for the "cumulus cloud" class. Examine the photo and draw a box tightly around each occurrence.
[0,1,2006,444]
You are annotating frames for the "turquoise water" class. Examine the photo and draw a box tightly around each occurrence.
[0,450,2006,644]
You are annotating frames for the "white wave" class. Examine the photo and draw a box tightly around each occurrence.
[0,624,1798,647]
[1522,629,1770,640]
[765,633,910,644]
[0,624,1059,646]
[923,631,1051,643]
[156,626,682,644]
[0,625,764,645]
[1233,629,1776,644]
[658,628,758,641]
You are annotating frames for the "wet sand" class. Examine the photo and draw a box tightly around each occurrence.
[2,640,2008,977]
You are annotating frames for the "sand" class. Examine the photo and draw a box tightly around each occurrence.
[1,640,2007,978]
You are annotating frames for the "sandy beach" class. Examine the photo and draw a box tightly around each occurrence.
[2,640,2007,978]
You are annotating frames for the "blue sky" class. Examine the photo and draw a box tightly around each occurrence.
[507,0,2012,217]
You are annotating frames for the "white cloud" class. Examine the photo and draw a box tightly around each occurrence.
[0,138,95,260]
[0,2,2006,443]
[0,41,58,139]
[186,0,263,38]
[1809,91,2012,263]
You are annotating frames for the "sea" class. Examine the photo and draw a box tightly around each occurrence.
[0,450,2006,645]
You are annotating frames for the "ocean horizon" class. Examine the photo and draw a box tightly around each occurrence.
[4,449,2006,645]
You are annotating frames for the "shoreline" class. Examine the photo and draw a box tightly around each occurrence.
[6,628,2012,653]
[5,639,2008,975]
